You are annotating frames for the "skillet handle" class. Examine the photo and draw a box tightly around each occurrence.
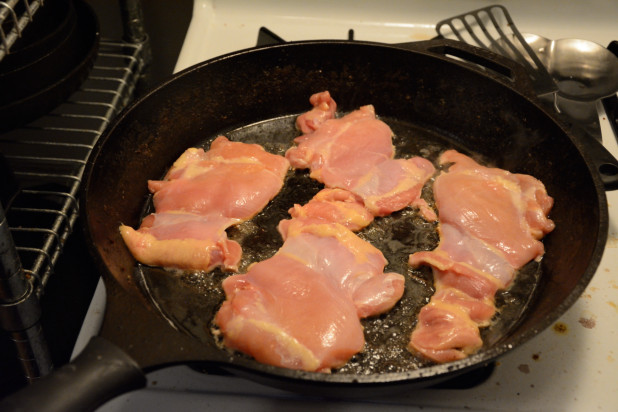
[567,41,618,192]
[395,38,542,100]
[0,337,146,412]
[569,125,618,191]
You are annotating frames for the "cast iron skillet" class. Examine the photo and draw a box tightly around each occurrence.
[2,39,614,411]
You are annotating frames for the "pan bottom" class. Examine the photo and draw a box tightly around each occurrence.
[135,114,543,375]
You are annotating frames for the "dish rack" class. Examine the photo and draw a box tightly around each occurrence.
[0,0,148,382]
[0,0,45,60]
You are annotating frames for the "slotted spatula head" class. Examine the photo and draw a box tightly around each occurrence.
[436,5,558,97]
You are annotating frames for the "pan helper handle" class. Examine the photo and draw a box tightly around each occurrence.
[398,39,540,101]
[569,125,618,191]
[0,337,146,412]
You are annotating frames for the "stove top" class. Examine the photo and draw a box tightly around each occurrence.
[66,1,618,410]
[175,0,617,72]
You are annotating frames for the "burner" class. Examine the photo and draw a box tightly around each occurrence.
[256,27,286,46]
[257,26,356,47]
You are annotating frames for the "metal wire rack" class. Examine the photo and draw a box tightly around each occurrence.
[1,39,145,296]
[0,0,45,60]
[0,33,146,382]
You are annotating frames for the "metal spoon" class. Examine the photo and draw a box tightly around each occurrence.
[546,38,618,101]
[496,34,618,102]
[515,35,618,141]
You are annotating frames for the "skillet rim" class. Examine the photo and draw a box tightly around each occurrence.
[80,38,609,387]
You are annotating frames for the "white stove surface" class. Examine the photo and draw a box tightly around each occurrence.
[83,1,618,410]
[175,0,617,72]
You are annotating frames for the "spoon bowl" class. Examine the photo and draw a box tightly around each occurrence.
[547,38,618,101]
[495,34,618,102]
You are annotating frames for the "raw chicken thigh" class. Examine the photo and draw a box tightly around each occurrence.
[286,92,435,219]
[120,136,290,272]
[119,212,242,272]
[150,137,289,219]
[408,150,554,362]
[215,190,405,372]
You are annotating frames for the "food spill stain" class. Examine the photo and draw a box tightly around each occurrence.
[408,32,434,41]
[518,364,530,374]
[553,322,568,335]
[578,317,596,329]
[608,301,618,312]
[532,353,540,361]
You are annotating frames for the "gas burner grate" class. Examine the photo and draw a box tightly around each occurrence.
[0,39,145,297]
[256,26,355,47]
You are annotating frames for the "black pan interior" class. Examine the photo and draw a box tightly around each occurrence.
[138,113,544,375]
[82,40,606,387]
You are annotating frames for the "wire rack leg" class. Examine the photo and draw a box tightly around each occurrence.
[0,204,53,381]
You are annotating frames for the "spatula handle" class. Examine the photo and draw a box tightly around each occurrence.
[0,337,146,412]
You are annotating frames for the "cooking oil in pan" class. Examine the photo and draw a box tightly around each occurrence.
[137,114,543,374]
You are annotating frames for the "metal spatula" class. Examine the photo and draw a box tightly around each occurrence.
[436,5,558,97]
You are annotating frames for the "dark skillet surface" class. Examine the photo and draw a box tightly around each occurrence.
[139,113,544,376]
[82,40,606,391]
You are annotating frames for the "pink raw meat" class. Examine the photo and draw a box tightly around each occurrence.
[215,254,365,372]
[277,217,405,318]
[120,137,289,272]
[295,90,337,134]
[286,93,435,219]
[285,188,373,231]
[150,137,290,220]
[215,195,405,372]
[119,212,242,272]
[408,150,555,362]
